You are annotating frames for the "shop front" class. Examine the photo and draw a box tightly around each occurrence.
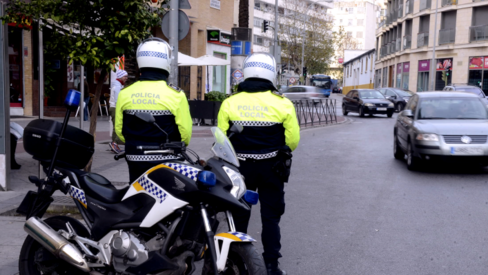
[396,63,402,89]
[434,58,452,91]
[402,62,410,91]
[467,56,488,94]
[418,60,430,92]
[206,29,231,94]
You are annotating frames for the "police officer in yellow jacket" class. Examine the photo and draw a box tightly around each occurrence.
[115,38,192,183]
[218,53,300,275]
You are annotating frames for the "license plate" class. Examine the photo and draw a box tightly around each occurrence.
[377,108,387,111]
[450,147,484,155]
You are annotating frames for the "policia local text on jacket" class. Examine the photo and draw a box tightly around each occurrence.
[115,68,192,183]
[217,78,300,269]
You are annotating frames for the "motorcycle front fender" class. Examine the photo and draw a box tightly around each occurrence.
[214,232,256,271]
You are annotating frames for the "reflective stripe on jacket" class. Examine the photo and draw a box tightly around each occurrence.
[218,90,300,159]
[115,80,192,148]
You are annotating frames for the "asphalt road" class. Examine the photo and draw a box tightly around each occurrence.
[4,99,488,274]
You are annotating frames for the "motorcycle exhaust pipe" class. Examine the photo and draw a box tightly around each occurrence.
[24,217,90,272]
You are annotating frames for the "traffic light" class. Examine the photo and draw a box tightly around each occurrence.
[263,20,269,33]
[303,67,307,77]
[445,66,450,76]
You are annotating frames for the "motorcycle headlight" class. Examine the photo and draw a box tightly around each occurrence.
[416,133,439,141]
[364,103,374,107]
[388,103,394,107]
[223,166,247,199]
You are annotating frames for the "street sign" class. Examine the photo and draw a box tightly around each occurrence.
[289,77,296,84]
[161,10,190,41]
[338,57,344,64]
[232,69,244,80]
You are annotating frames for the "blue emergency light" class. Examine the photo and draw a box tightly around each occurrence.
[64,89,81,109]
[197,171,216,187]
[243,190,259,205]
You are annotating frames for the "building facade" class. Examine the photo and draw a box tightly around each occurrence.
[375,0,488,93]
[342,49,376,94]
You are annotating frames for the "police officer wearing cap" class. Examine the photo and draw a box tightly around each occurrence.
[115,38,192,183]
[218,53,300,275]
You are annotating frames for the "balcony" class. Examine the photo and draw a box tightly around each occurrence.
[442,0,457,6]
[378,20,385,29]
[396,39,402,51]
[381,46,387,57]
[420,0,431,11]
[403,35,412,49]
[417,32,429,47]
[439,28,455,45]
[405,0,413,15]
[470,24,488,42]
[398,5,403,18]
[391,9,398,22]
[389,41,396,53]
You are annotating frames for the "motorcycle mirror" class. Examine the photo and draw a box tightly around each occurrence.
[135,112,156,124]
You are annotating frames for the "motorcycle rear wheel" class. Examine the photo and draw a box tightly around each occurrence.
[19,216,90,275]
[202,243,266,275]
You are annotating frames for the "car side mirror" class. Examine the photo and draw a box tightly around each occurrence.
[135,112,156,124]
[390,95,397,99]
[401,109,414,117]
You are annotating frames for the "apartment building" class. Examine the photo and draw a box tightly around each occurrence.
[375,0,488,93]
[343,49,377,94]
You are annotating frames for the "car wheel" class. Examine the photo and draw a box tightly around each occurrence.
[342,104,348,116]
[387,112,393,118]
[396,102,405,112]
[406,141,422,171]
[393,134,404,160]
[359,106,365,117]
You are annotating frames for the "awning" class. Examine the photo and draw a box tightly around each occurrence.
[178,52,205,66]
[197,54,230,66]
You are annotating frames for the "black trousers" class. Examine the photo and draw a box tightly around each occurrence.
[10,134,19,166]
[233,157,286,264]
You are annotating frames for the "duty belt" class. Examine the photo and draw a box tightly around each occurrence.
[126,154,181,162]
[237,151,278,160]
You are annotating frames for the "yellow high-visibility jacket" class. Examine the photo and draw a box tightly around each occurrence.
[218,90,300,159]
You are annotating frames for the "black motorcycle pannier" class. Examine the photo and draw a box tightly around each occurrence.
[23,119,94,169]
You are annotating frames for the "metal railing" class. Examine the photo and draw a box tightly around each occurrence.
[392,9,398,22]
[417,32,429,47]
[398,5,403,18]
[390,41,396,53]
[405,0,413,14]
[442,0,457,6]
[470,24,488,42]
[439,28,455,45]
[378,20,385,28]
[403,35,412,49]
[292,99,337,127]
[420,0,431,11]
[396,39,402,51]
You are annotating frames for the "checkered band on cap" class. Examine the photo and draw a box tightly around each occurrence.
[137,175,168,203]
[116,70,128,79]
[243,61,276,73]
[68,186,87,207]
[230,232,256,242]
[127,154,180,162]
[124,110,173,116]
[232,121,282,127]
[137,51,168,59]
[237,151,278,160]
[165,163,200,181]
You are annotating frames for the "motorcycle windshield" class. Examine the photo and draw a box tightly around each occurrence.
[211,127,240,167]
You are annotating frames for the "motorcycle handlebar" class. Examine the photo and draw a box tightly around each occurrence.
[137,145,161,150]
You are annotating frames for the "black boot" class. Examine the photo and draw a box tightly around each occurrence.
[10,134,21,169]
[266,262,286,275]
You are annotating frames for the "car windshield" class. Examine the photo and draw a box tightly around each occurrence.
[359,90,385,99]
[418,98,488,120]
[393,89,414,97]
[457,88,485,97]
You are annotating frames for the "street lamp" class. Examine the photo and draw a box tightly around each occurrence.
[429,0,440,91]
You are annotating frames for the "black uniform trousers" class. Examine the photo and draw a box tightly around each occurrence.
[233,157,286,264]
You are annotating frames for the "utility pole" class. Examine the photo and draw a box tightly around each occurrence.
[169,0,179,85]
[274,0,278,62]
[429,0,439,91]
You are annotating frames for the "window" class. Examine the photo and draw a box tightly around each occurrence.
[254,2,260,10]
[254,35,263,45]
[349,8,354,14]
[347,31,352,37]
[340,19,343,24]
[348,19,353,26]
[357,32,363,38]
[357,19,363,25]
[254,18,263,28]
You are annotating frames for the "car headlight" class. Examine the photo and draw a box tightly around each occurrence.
[223,166,247,199]
[388,103,394,107]
[416,134,439,141]
[364,103,374,107]
[404,98,409,102]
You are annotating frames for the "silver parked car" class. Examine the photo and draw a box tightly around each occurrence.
[281,85,326,101]
[393,91,488,170]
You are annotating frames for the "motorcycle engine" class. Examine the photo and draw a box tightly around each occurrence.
[110,231,149,272]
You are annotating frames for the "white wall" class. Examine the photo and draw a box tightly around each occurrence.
[343,51,376,88]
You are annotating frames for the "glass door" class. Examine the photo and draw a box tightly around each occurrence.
[212,52,227,93]
[417,72,429,92]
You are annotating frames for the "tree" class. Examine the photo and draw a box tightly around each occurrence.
[2,0,166,170]
[273,0,334,76]
[239,0,249,28]
[329,26,361,81]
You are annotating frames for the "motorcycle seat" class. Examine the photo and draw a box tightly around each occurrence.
[79,173,128,204]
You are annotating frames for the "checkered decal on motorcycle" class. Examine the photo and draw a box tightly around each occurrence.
[243,61,276,73]
[127,155,179,162]
[165,163,200,181]
[231,232,256,242]
[232,121,281,127]
[137,51,168,60]
[237,151,278,160]
[69,186,87,207]
[138,175,168,204]
[124,110,173,116]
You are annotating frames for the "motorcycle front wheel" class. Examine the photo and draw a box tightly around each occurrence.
[19,216,90,275]
[202,243,266,275]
